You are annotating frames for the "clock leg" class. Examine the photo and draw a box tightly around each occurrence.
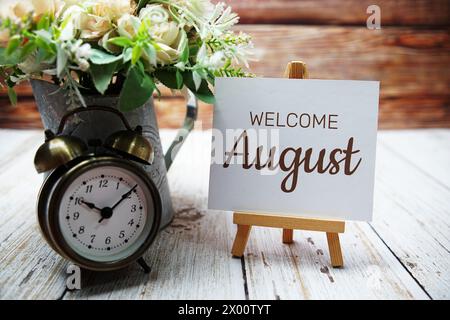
[137,257,151,273]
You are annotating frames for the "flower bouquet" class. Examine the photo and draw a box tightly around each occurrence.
[0,0,253,110]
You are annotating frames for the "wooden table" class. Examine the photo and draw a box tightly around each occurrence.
[0,129,448,300]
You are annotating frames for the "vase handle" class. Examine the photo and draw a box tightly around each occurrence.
[164,90,198,170]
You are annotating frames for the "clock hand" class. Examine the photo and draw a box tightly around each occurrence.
[98,185,138,223]
[80,200,102,212]
[111,184,138,211]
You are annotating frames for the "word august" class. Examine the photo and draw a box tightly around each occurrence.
[223,130,362,193]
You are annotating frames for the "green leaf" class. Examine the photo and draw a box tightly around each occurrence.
[142,43,156,66]
[179,31,189,63]
[90,61,118,94]
[20,41,37,60]
[6,35,21,56]
[0,47,23,65]
[7,86,17,106]
[155,69,183,89]
[123,47,132,63]
[119,66,155,111]
[131,46,142,65]
[108,37,133,47]
[37,15,50,30]
[89,48,123,65]
[182,71,215,104]
[56,45,68,77]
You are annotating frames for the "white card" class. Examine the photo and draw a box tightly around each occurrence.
[208,77,379,221]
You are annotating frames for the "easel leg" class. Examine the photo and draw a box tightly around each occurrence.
[326,232,344,268]
[231,225,252,257]
[282,229,294,244]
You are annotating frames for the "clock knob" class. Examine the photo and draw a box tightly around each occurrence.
[104,126,154,165]
[34,130,88,173]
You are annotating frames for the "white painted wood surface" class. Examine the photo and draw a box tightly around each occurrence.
[0,129,448,300]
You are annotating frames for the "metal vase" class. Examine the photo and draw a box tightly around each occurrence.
[30,79,189,230]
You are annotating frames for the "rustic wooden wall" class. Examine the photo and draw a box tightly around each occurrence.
[0,0,449,129]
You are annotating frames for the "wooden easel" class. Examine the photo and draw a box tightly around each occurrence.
[230,61,345,268]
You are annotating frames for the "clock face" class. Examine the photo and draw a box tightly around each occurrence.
[56,164,156,263]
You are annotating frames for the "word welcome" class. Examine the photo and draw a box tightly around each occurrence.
[223,130,362,193]
[250,111,339,129]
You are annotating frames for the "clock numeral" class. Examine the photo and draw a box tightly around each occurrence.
[74,197,84,205]
[73,212,80,220]
[90,235,96,243]
[105,236,111,244]
[119,230,125,239]
[131,204,137,213]
[98,179,108,188]
[128,219,134,227]
[85,185,93,193]
[116,182,120,190]
[78,226,85,234]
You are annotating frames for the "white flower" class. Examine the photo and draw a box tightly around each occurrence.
[31,0,60,17]
[71,40,91,71]
[117,14,141,39]
[0,0,64,21]
[175,0,213,20]
[60,0,133,41]
[156,43,179,65]
[88,0,133,22]
[196,44,226,69]
[139,4,169,24]
[76,43,92,60]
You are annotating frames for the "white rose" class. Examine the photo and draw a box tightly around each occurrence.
[79,13,111,39]
[89,0,133,22]
[156,43,179,65]
[152,21,180,47]
[117,14,141,39]
[31,0,59,16]
[12,1,32,18]
[139,4,169,24]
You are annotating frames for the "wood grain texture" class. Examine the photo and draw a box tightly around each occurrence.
[243,222,428,299]
[233,212,345,233]
[0,129,449,299]
[0,130,68,299]
[1,25,448,129]
[372,130,450,299]
[220,0,450,26]
[326,233,344,267]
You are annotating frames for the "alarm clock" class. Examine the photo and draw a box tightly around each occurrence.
[34,106,161,271]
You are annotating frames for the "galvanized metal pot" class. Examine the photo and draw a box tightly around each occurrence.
[31,79,197,230]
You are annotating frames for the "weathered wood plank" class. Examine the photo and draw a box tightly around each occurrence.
[1,25,448,129]
[243,222,428,299]
[0,130,68,299]
[378,129,450,188]
[220,0,450,26]
[1,129,449,299]
[370,131,450,299]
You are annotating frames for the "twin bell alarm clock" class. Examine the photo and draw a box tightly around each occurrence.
[34,106,161,271]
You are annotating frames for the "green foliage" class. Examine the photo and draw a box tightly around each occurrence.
[155,69,183,89]
[7,86,17,106]
[89,49,123,65]
[0,0,254,109]
[182,71,215,104]
[90,61,118,94]
[119,64,156,111]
